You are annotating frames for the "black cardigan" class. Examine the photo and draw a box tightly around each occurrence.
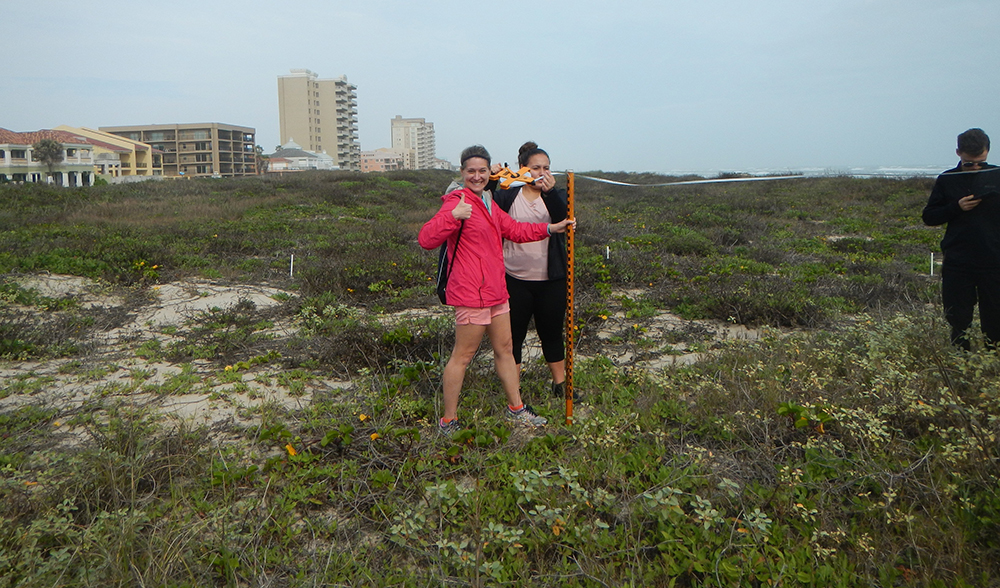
[492,184,569,281]
[923,164,1000,270]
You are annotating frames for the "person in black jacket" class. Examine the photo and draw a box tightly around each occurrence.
[922,128,1000,349]
[492,142,571,397]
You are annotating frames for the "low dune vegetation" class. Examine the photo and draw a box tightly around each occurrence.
[1,171,997,587]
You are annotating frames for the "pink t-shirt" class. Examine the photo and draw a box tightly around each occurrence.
[503,190,550,281]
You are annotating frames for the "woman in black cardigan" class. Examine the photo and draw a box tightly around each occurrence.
[492,142,570,399]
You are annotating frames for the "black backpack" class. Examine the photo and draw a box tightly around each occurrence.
[436,221,465,304]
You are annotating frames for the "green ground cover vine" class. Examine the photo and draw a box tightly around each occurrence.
[1,171,996,586]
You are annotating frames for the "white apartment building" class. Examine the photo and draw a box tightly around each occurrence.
[390,115,436,170]
[0,128,96,186]
[268,140,338,172]
[278,69,360,171]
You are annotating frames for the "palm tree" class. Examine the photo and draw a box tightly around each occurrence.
[255,145,270,174]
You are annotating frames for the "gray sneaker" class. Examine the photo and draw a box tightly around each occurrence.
[505,404,547,427]
[438,419,462,437]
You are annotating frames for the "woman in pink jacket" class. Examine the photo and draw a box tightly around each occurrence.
[419,145,574,436]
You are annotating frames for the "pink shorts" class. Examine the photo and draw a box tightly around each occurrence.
[455,301,510,326]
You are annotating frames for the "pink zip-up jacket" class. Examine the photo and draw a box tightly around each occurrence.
[419,187,549,308]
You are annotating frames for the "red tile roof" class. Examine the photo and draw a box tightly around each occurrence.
[0,128,164,156]
[0,128,105,147]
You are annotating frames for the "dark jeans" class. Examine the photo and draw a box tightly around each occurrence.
[505,275,566,365]
[941,265,1000,350]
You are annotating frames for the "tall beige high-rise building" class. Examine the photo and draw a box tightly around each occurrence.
[390,115,436,170]
[277,69,360,171]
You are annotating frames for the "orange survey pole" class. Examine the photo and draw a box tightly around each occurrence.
[565,171,576,424]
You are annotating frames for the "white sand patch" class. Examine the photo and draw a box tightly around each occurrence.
[137,281,287,328]
[11,274,123,309]
[15,274,93,298]
[1,274,776,446]
[158,393,242,428]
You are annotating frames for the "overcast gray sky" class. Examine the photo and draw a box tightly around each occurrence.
[3,0,997,173]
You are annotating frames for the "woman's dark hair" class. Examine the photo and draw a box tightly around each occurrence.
[958,128,990,156]
[517,141,549,167]
[460,145,491,168]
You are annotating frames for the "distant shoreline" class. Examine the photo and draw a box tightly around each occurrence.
[660,165,948,179]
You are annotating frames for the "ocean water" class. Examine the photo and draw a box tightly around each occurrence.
[661,165,950,179]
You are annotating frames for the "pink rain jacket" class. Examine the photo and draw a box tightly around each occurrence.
[419,188,549,308]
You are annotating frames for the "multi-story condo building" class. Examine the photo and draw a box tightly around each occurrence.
[99,123,257,178]
[277,69,360,171]
[0,128,97,186]
[390,115,436,170]
[360,148,404,172]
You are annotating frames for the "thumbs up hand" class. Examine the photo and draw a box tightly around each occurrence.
[451,193,473,220]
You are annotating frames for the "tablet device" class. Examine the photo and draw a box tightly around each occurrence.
[938,167,1000,200]
[971,168,1000,200]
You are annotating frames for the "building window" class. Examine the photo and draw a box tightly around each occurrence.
[193,130,210,140]
[149,132,166,141]
[11,149,26,159]
[195,153,210,162]
[0,149,5,158]
[194,142,211,150]
[196,165,209,174]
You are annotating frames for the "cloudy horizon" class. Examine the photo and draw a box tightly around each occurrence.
[3,0,997,174]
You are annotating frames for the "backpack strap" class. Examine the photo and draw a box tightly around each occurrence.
[448,220,465,275]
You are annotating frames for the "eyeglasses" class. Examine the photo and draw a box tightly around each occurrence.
[962,161,988,168]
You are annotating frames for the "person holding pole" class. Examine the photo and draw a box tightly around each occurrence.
[419,145,575,436]
[922,128,1000,350]
[491,142,571,399]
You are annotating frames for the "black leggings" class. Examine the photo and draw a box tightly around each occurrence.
[506,275,566,365]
